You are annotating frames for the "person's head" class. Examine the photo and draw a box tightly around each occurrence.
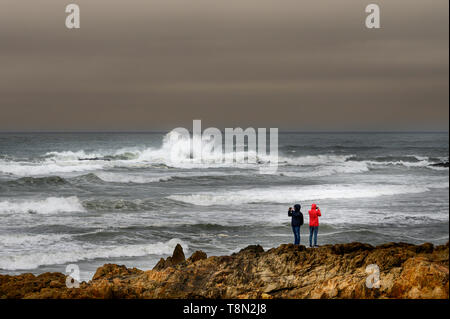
[311,203,317,209]
[294,204,301,212]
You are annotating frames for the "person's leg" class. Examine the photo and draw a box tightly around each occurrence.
[298,226,301,245]
[295,226,300,245]
[314,226,319,246]
[292,226,299,245]
[309,226,313,247]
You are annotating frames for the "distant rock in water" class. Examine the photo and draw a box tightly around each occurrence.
[430,161,449,168]
[0,242,448,299]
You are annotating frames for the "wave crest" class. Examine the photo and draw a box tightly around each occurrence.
[0,196,86,215]
[0,238,188,270]
[167,183,448,206]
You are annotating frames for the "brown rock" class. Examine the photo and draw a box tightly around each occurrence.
[1,242,448,299]
[153,243,186,270]
[415,242,434,254]
[93,264,143,281]
[187,250,208,263]
[171,244,186,264]
[238,245,264,254]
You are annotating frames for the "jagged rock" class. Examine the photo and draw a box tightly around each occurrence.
[171,244,186,264]
[0,242,448,299]
[153,244,186,270]
[153,258,167,271]
[187,251,207,263]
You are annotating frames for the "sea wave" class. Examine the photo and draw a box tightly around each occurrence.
[350,155,449,170]
[279,161,369,178]
[0,159,105,177]
[0,131,447,177]
[0,196,86,215]
[94,171,250,184]
[0,131,353,175]
[6,176,69,186]
[82,198,165,211]
[0,233,71,248]
[95,172,173,184]
[0,238,188,270]
[167,183,448,206]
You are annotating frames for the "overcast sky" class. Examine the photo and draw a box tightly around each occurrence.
[0,0,448,131]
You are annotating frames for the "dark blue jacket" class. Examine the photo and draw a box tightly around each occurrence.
[288,204,304,227]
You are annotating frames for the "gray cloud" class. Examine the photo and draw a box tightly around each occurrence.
[0,0,448,131]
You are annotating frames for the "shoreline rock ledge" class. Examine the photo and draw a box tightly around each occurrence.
[0,242,448,299]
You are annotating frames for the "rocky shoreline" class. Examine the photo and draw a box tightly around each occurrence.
[0,242,448,299]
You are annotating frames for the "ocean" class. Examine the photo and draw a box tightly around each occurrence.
[0,132,448,281]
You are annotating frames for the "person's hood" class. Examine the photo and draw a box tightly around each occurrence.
[311,203,317,209]
[294,204,301,212]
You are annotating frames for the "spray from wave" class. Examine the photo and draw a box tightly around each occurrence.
[0,132,447,178]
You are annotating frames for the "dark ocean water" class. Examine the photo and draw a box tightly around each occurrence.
[0,132,448,281]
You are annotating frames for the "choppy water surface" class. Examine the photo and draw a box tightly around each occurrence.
[0,132,448,280]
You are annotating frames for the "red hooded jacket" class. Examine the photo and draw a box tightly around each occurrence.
[308,204,321,227]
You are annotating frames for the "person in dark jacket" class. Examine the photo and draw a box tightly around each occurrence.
[288,204,304,245]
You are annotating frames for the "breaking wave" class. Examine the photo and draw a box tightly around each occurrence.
[0,197,86,215]
[6,176,69,186]
[168,183,448,206]
[0,130,447,178]
[0,238,188,270]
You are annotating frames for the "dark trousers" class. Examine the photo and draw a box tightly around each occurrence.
[292,226,301,245]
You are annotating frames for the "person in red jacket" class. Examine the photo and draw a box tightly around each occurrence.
[308,203,321,248]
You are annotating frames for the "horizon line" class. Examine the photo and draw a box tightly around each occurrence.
[0,130,448,134]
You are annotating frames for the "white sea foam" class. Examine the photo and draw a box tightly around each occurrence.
[0,233,70,248]
[280,161,369,178]
[0,131,355,176]
[362,155,448,170]
[0,238,188,270]
[365,159,432,168]
[94,171,247,184]
[168,183,446,206]
[0,197,86,215]
[0,159,105,177]
[0,130,447,179]
[95,172,172,184]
